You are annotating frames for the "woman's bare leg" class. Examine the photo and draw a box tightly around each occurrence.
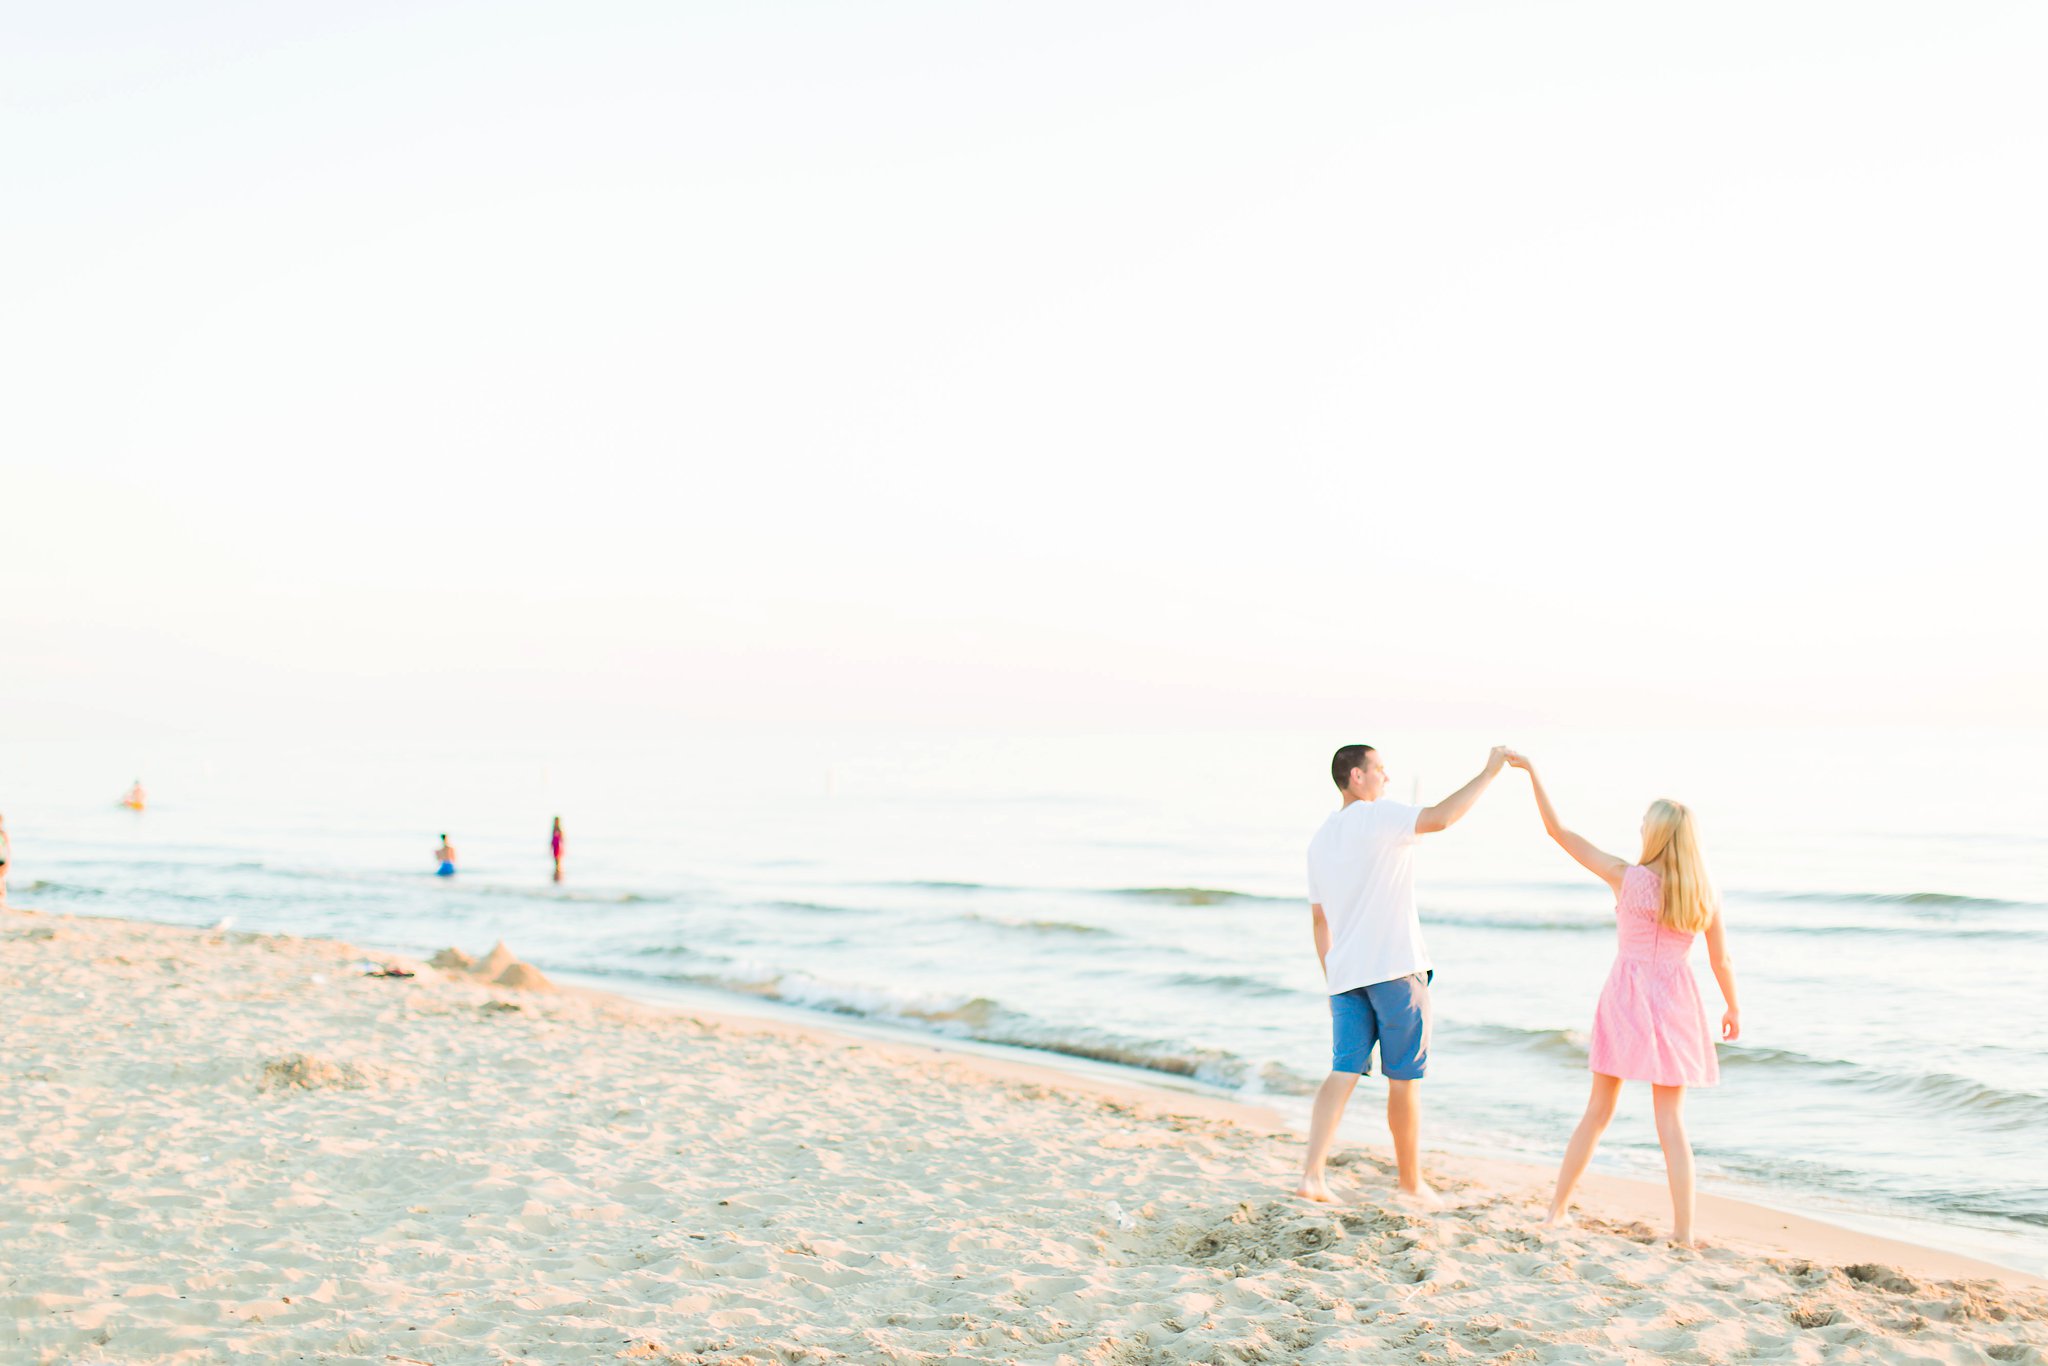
[1546,1072,1623,1224]
[1652,1083,1696,1244]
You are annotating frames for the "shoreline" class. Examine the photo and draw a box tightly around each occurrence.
[362,941,2048,1286]
[8,903,2046,1364]
[21,902,2045,1291]
[15,901,2047,1289]
[543,965,2047,1293]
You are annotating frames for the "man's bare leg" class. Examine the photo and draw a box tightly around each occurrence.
[1386,1078,1441,1208]
[1295,1070,1361,1201]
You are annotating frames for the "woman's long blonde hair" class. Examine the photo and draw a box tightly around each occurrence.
[1639,798,1718,933]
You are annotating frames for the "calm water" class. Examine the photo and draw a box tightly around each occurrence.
[5,727,2044,1273]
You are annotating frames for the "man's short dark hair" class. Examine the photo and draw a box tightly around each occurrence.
[1331,744,1375,791]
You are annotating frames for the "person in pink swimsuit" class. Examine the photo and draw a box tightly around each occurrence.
[550,817,565,883]
[1505,752,1740,1246]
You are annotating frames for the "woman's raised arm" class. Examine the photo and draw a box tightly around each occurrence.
[1507,753,1627,893]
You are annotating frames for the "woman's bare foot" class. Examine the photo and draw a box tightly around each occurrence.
[1294,1176,1336,1203]
[1394,1181,1445,1211]
[1542,1207,1576,1229]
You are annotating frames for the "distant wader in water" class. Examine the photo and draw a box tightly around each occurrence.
[550,817,565,883]
[435,834,457,877]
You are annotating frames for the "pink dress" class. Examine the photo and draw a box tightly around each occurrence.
[1587,865,1719,1087]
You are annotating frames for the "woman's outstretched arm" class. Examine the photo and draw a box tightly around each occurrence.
[1704,910,1740,1040]
[1506,753,1627,893]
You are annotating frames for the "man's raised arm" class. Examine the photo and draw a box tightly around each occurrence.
[1415,746,1509,834]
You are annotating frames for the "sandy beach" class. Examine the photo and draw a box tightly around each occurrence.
[4,905,2043,1365]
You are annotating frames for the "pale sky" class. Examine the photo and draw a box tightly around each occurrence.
[6,2,2045,748]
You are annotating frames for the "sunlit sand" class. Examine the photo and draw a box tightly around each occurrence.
[6,905,2043,1364]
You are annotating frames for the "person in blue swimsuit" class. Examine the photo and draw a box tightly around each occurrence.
[435,834,457,877]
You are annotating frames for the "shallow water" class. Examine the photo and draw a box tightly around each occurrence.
[5,725,2043,1272]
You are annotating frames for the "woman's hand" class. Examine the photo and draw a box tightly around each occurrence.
[1721,1008,1741,1042]
[1505,750,1532,771]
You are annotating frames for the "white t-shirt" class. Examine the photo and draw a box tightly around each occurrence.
[1306,799,1430,995]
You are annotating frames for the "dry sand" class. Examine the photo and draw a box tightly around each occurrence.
[3,905,2044,1365]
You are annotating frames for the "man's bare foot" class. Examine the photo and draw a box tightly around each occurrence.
[1294,1177,1336,1203]
[1394,1181,1444,1211]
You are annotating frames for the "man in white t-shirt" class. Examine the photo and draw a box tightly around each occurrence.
[1297,741,1509,1207]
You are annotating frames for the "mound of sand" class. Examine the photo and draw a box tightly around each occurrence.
[432,940,554,991]
[491,961,555,992]
[471,941,518,980]
[257,1053,375,1092]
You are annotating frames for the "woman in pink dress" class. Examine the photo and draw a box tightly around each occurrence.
[1506,753,1740,1246]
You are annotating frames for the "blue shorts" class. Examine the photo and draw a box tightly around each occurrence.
[1330,971,1433,1079]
